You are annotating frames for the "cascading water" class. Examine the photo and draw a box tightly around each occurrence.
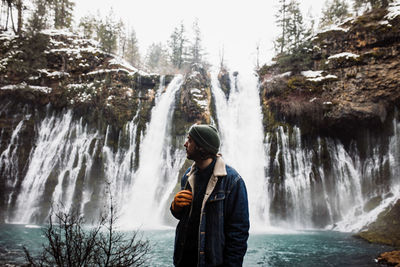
[211,70,270,231]
[265,116,400,230]
[102,109,141,209]
[0,114,30,209]
[333,117,400,232]
[119,75,185,229]
[1,67,398,236]
[11,109,99,223]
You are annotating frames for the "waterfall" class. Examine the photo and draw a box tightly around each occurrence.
[119,74,185,229]
[1,68,399,233]
[211,70,270,231]
[0,115,29,209]
[11,109,99,223]
[332,117,400,231]
[266,117,400,230]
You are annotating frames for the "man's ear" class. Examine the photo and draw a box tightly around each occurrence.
[197,146,207,154]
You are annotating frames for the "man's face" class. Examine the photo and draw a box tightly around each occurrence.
[184,135,198,160]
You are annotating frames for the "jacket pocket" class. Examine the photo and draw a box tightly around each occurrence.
[207,191,225,202]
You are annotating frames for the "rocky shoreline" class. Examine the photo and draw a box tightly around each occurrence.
[378,251,400,266]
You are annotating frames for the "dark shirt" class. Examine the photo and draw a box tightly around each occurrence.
[179,158,216,267]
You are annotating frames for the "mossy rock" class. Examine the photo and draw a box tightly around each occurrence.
[356,199,400,247]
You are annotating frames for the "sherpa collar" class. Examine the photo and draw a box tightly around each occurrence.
[187,155,227,191]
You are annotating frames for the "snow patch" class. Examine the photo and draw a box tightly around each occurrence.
[386,0,400,20]
[190,88,208,109]
[194,99,208,108]
[41,28,75,37]
[86,68,135,76]
[301,70,323,78]
[67,83,93,90]
[379,20,391,26]
[39,69,70,78]
[109,58,138,73]
[328,52,360,60]
[301,70,337,82]
[308,74,337,82]
[1,82,52,93]
[317,24,349,35]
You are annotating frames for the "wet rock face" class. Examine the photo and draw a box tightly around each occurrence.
[357,199,400,247]
[217,68,231,99]
[0,30,161,129]
[171,64,212,143]
[0,30,166,223]
[259,7,400,136]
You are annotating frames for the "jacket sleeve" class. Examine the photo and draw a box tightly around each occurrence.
[223,177,250,266]
[170,168,191,220]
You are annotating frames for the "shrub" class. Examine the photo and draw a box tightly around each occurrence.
[24,200,150,267]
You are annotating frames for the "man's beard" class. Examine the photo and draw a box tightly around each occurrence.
[186,147,201,161]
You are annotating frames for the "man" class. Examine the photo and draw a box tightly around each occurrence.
[170,124,249,267]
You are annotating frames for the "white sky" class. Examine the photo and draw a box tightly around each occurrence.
[74,0,324,72]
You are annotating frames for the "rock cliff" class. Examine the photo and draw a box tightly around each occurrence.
[258,4,400,247]
[0,29,163,223]
[0,29,213,224]
[259,7,400,137]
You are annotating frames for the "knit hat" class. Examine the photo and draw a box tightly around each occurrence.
[188,124,220,154]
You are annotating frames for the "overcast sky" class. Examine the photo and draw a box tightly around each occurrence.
[74,0,324,72]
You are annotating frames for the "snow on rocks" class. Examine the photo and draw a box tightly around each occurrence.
[38,69,70,78]
[1,82,52,94]
[301,70,338,82]
[386,0,400,21]
[301,70,323,78]
[190,88,208,109]
[328,52,360,60]
[265,71,292,83]
[109,58,138,73]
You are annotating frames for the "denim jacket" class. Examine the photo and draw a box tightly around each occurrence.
[171,156,250,267]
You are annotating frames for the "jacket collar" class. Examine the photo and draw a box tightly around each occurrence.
[187,155,226,190]
[213,155,227,177]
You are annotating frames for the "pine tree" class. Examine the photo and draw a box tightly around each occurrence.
[52,0,75,29]
[189,18,203,66]
[275,0,290,54]
[319,0,350,29]
[353,0,392,12]
[78,14,96,39]
[96,9,123,54]
[168,22,186,69]
[27,0,51,33]
[122,27,140,67]
[145,42,168,73]
[285,0,306,53]
[273,0,314,73]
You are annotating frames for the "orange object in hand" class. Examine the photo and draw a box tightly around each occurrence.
[172,190,193,212]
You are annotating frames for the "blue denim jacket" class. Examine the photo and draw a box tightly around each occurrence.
[171,156,250,267]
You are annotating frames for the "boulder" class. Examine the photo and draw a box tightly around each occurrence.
[377,251,400,267]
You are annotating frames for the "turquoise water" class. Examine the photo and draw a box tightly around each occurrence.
[0,224,392,266]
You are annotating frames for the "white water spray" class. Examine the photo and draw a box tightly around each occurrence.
[120,75,185,229]
[333,117,400,232]
[12,110,98,223]
[211,70,269,230]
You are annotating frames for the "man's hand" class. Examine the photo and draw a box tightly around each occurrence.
[171,190,192,212]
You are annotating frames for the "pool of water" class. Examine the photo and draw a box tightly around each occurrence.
[0,224,392,266]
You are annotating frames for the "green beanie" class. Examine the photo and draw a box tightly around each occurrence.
[188,124,220,154]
